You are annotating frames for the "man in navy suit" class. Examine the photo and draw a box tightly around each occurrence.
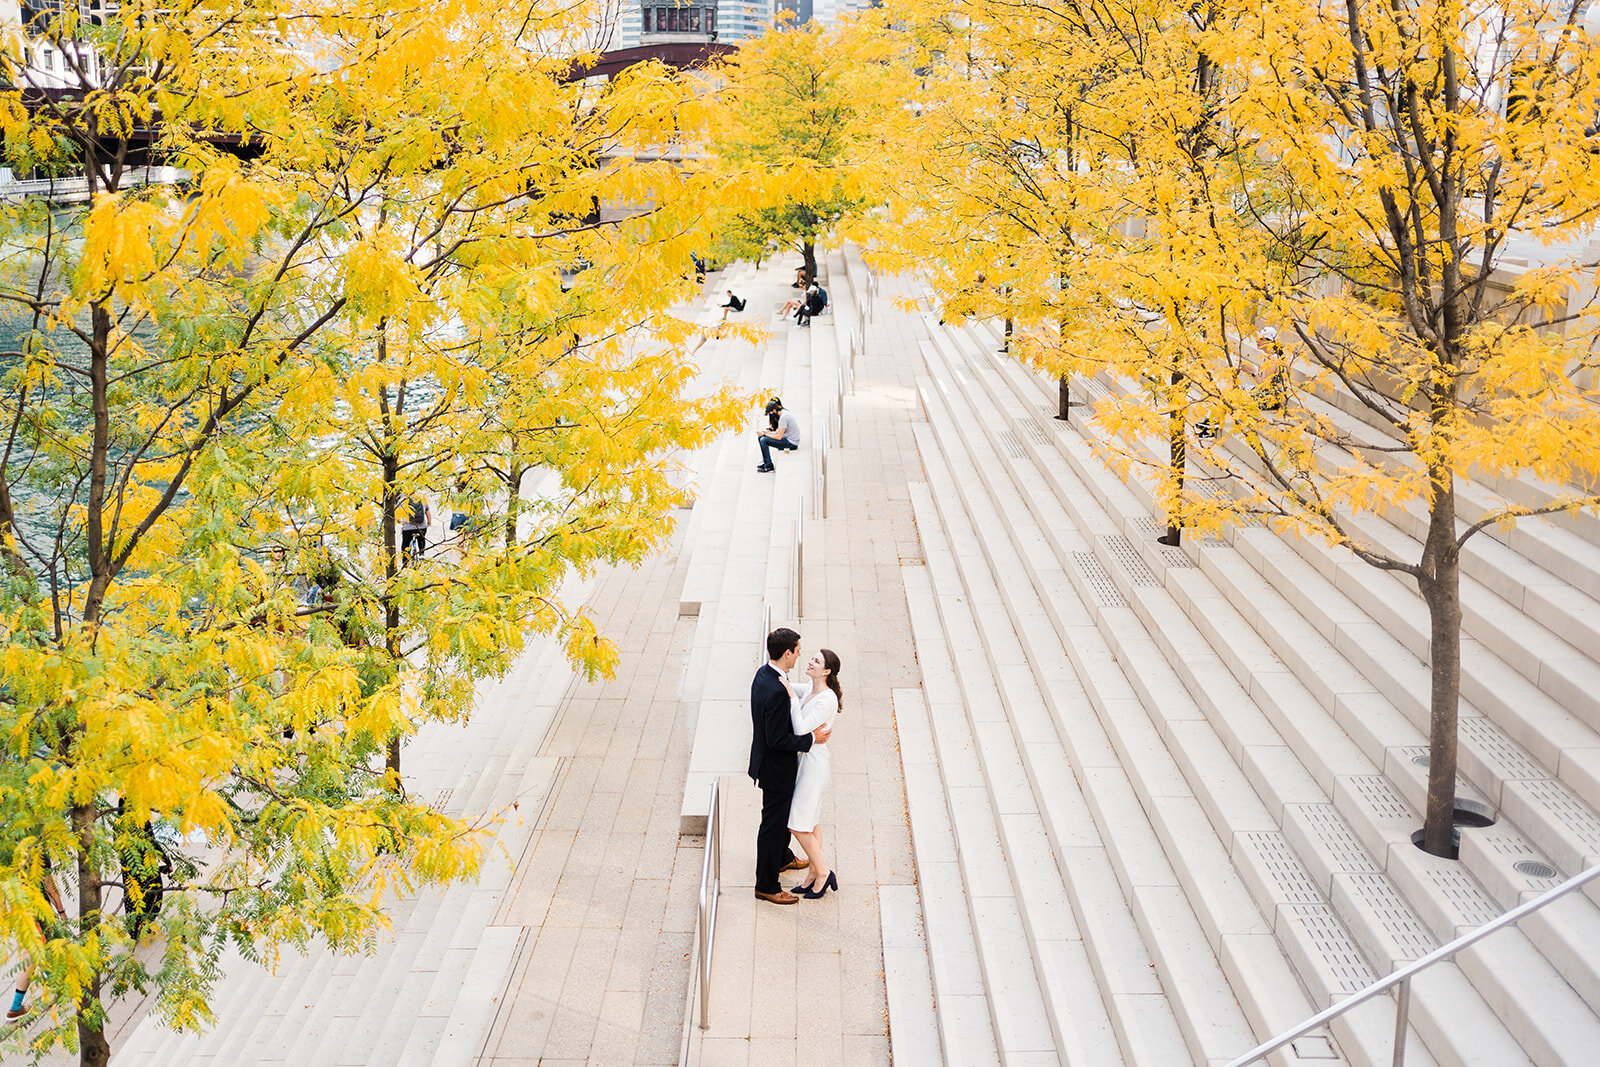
[749,627,832,904]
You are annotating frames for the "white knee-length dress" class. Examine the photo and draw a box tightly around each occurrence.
[788,684,839,831]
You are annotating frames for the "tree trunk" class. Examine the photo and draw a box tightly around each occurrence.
[1416,479,1462,857]
[1158,367,1185,546]
[505,461,524,552]
[1056,374,1070,421]
[74,803,111,1067]
[801,240,817,284]
[383,449,403,790]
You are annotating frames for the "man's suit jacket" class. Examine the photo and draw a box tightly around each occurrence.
[748,663,812,788]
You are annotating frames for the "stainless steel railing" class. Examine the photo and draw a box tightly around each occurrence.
[1227,861,1600,1066]
[696,778,723,1030]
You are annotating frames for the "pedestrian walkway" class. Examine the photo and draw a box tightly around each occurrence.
[683,260,925,1065]
[106,251,928,1065]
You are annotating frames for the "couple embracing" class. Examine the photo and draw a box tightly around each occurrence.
[747,627,844,905]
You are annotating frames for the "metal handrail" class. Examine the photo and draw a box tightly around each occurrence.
[1227,862,1600,1066]
[696,779,723,1030]
[758,603,770,664]
[792,515,804,618]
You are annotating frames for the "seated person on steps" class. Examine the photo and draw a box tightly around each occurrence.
[795,284,826,328]
[756,397,800,473]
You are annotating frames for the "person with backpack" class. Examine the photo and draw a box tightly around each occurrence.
[795,284,826,328]
[399,495,431,563]
[720,290,746,321]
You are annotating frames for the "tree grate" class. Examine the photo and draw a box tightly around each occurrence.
[996,431,1026,459]
[1071,552,1126,607]
[1100,534,1161,587]
[1295,804,1380,873]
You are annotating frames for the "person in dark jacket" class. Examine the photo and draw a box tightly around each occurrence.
[748,627,831,904]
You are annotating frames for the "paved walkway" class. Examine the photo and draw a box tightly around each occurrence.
[480,262,927,1063]
[478,541,706,1065]
[686,274,927,1065]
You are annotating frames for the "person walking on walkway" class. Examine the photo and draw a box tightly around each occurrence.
[749,628,831,905]
[5,834,67,1022]
[788,648,842,897]
[399,495,431,563]
[755,397,799,473]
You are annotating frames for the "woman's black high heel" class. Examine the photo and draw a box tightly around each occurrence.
[801,871,837,898]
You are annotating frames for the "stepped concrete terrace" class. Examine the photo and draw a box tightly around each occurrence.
[75,247,1600,1066]
[906,307,1600,1066]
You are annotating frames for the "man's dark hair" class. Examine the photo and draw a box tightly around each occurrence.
[766,627,800,661]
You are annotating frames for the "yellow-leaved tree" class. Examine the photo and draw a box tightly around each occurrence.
[705,15,894,281]
[0,0,741,1062]
[867,0,1600,856]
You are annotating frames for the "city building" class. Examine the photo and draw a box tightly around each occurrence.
[602,0,772,49]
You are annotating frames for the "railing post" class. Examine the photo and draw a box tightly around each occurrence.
[1392,977,1411,1067]
[697,779,721,1031]
[793,516,803,619]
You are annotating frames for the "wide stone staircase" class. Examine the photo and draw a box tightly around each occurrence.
[893,306,1600,1066]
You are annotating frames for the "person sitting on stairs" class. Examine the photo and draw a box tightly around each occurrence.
[755,397,800,473]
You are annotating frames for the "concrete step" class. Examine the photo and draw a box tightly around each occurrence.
[941,320,1600,1066]
[887,677,1001,1065]
[1053,358,1600,885]
[880,884,944,1067]
[915,415,1234,1064]
[898,531,1073,1065]
[918,350,1424,1066]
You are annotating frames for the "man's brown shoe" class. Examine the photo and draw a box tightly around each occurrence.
[781,856,809,872]
[754,889,799,905]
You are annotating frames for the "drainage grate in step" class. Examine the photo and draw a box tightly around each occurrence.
[1514,859,1560,880]
[1240,831,1323,904]
[1071,552,1126,608]
[1100,534,1162,587]
[1280,904,1376,993]
[1344,872,1437,959]
[1347,775,1414,823]
[996,431,1026,459]
[1295,803,1381,873]
[1518,778,1600,852]
[1424,866,1498,926]
[1458,716,1547,781]
[1014,416,1051,447]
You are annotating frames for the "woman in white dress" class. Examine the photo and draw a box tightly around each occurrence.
[786,648,842,897]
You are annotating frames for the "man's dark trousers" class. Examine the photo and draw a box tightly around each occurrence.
[758,435,797,467]
[755,765,797,895]
[749,662,811,894]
